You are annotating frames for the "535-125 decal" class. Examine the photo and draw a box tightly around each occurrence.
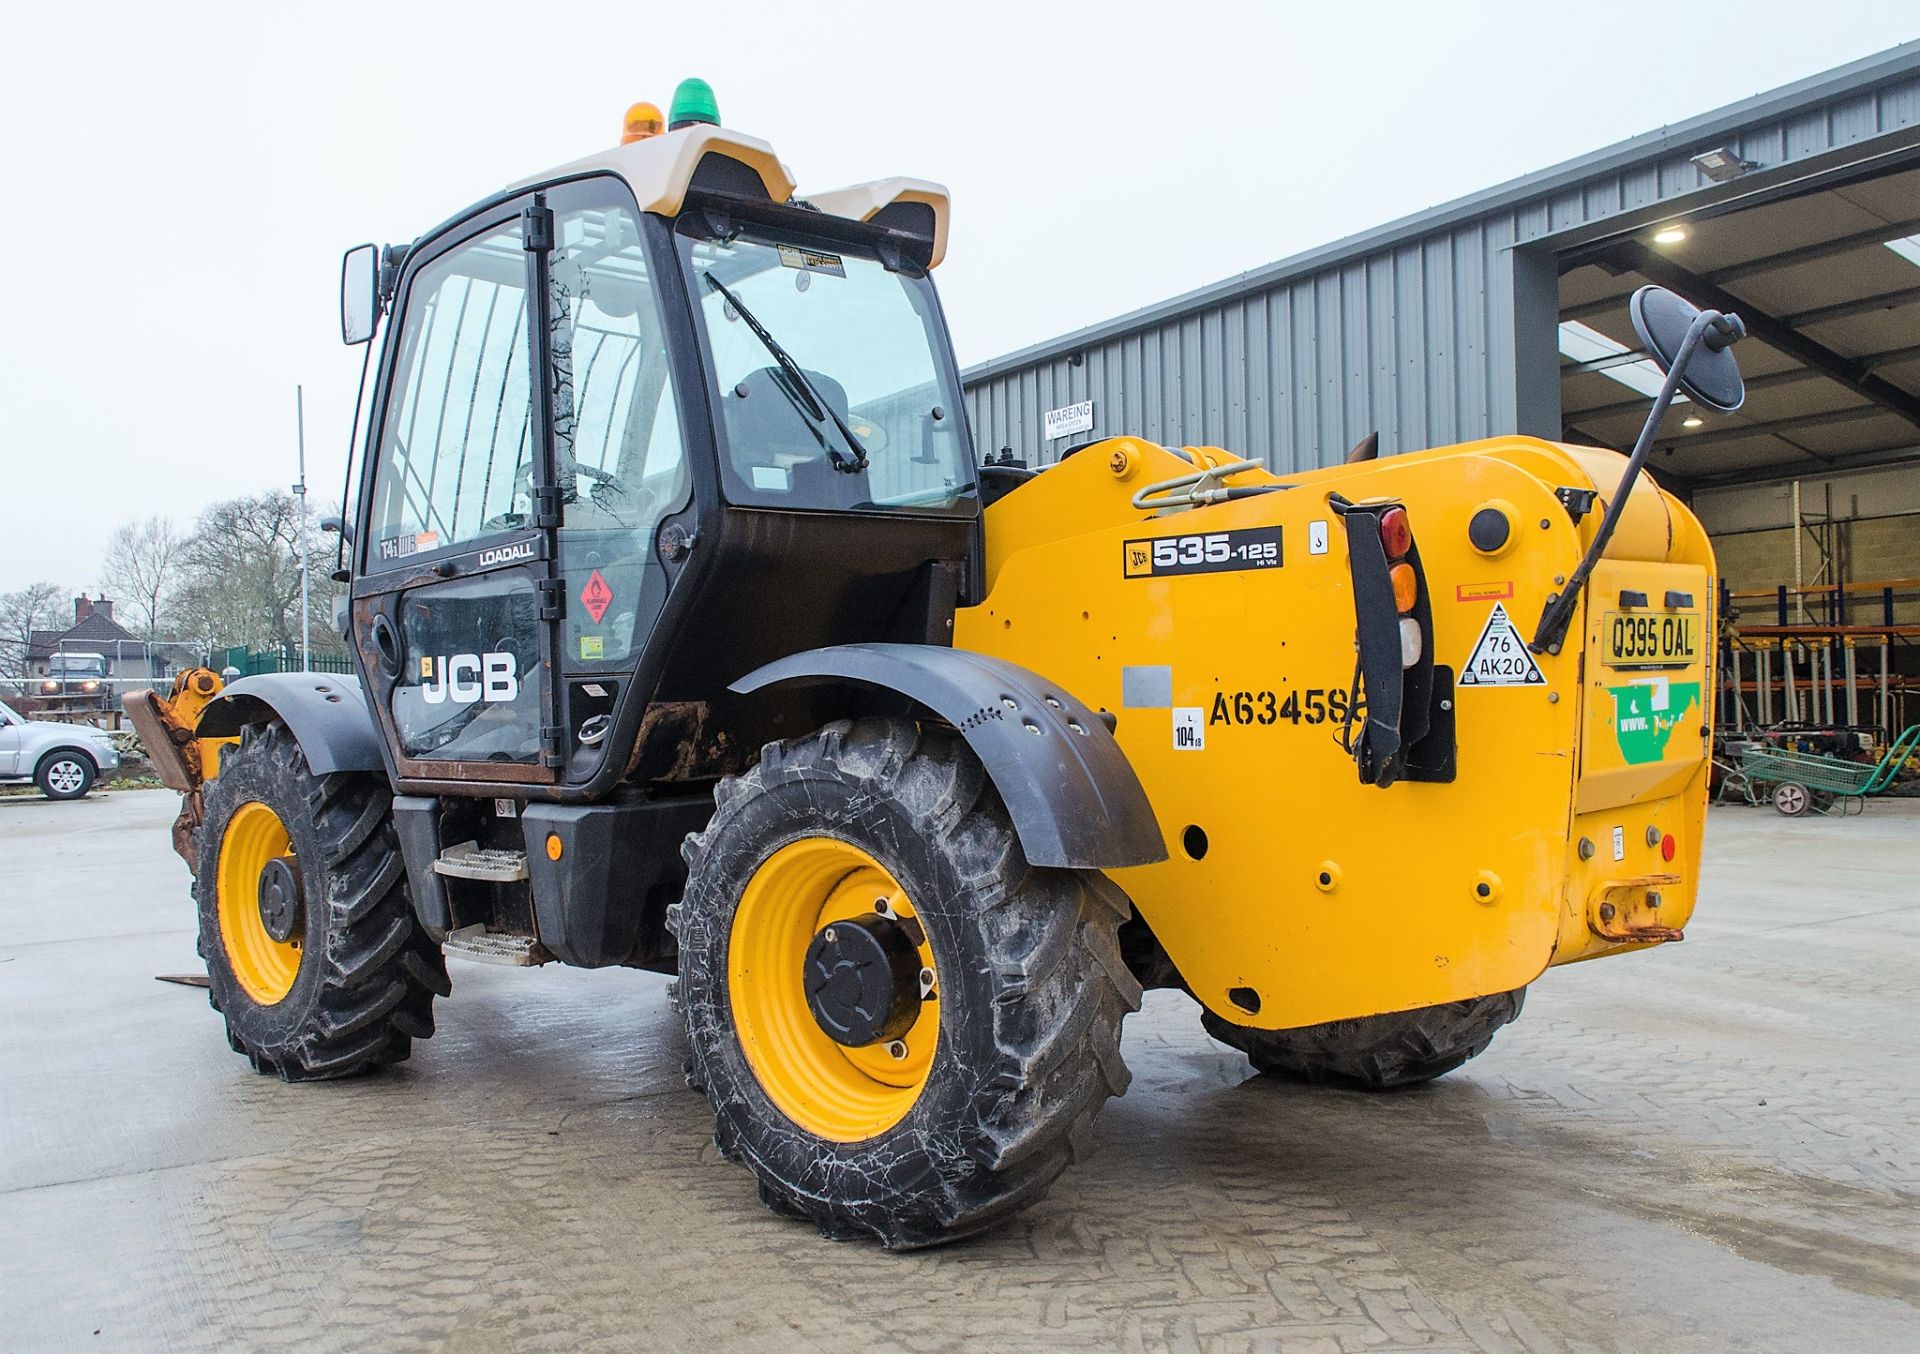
[1124,526,1283,578]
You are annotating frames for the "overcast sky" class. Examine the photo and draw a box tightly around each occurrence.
[2,2,1914,597]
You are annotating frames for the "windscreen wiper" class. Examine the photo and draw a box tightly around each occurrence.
[702,272,869,473]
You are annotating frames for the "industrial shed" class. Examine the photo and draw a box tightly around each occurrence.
[963,43,1920,738]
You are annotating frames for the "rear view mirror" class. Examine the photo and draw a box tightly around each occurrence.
[1629,285,1746,412]
[341,243,381,345]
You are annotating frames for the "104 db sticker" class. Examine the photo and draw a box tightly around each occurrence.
[1124,526,1282,579]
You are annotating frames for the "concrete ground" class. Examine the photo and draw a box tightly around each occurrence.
[1,789,1915,1353]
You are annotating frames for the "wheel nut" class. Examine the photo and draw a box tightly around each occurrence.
[1599,902,1616,923]
[886,1040,908,1060]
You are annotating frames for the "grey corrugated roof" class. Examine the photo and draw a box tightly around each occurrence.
[962,42,1920,386]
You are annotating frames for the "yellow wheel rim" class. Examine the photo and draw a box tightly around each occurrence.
[728,837,940,1143]
[216,801,302,1005]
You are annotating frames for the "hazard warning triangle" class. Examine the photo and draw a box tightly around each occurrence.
[1458,601,1546,686]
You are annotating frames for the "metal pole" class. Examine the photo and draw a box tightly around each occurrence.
[1791,480,1805,624]
[1757,645,1771,726]
[1731,646,1745,731]
[1783,642,1798,724]
[1881,639,1892,743]
[1844,640,1858,729]
[296,384,311,673]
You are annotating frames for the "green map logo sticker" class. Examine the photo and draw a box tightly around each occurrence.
[1606,678,1701,765]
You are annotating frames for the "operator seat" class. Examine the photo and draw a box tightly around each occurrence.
[723,367,869,511]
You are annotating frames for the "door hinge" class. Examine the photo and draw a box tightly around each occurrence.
[533,485,564,529]
[537,576,566,621]
[540,724,567,768]
[523,203,554,253]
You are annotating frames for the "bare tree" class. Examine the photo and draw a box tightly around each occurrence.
[98,515,183,642]
[172,491,346,660]
[0,581,66,679]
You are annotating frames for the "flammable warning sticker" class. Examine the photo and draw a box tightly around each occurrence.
[1458,601,1545,686]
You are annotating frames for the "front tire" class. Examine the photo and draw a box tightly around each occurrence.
[1204,989,1525,1090]
[673,718,1140,1248]
[196,721,449,1080]
[36,750,95,800]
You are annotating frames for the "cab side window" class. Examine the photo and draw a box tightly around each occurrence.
[368,222,532,565]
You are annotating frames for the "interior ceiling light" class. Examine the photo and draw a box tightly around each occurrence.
[1690,147,1759,183]
[1682,415,1704,428]
[1652,225,1689,245]
[1885,235,1920,268]
[1558,320,1690,403]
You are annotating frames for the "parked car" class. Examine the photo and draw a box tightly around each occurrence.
[36,652,113,712]
[0,699,121,800]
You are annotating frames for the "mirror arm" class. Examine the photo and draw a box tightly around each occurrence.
[1528,309,1728,655]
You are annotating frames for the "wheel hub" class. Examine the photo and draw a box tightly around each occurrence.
[257,856,304,943]
[803,915,923,1047]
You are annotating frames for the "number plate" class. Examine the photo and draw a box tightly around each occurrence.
[1603,611,1701,670]
[1122,526,1283,578]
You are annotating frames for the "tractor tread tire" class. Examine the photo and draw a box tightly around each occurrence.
[1204,988,1525,1090]
[674,718,1140,1249]
[197,720,447,1082]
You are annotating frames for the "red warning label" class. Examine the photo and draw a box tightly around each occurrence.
[579,570,613,624]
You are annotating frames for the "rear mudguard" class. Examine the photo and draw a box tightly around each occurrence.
[731,643,1166,871]
[197,673,382,776]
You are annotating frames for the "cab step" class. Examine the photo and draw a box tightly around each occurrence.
[443,924,548,966]
[433,841,530,882]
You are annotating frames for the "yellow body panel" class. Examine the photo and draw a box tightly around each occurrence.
[956,436,1714,1030]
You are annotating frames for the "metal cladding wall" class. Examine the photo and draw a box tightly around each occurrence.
[962,47,1920,473]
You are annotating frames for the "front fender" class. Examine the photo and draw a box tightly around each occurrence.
[732,643,1166,870]
[196,673,383,776]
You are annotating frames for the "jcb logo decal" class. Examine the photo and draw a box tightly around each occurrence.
[420,652,520,705]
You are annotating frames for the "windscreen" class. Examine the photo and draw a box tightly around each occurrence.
[678,226,974,514]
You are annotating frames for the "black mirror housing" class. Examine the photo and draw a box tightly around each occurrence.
[341,243,381,345]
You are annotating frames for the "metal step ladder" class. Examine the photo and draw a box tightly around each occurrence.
[443,924,547,966]
[432,841,530,882]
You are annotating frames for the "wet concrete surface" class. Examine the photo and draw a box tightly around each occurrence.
[2,787,1916,1352]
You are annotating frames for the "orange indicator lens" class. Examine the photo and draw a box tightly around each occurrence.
[1389,562,1418,612]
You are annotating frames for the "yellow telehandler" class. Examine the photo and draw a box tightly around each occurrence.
[129,79,1738,1247]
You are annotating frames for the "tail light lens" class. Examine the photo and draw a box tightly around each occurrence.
[1399,617,1423,667]
[1379,506,1413,558]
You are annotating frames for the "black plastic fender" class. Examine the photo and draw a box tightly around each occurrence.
[731,643,1167,870]
[197,673,384,776]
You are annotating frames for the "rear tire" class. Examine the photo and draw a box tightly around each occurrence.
[673,718,1140,1248]
[36,750,95,800]
[1204,988,1525,1090]
[196,721,449,1081]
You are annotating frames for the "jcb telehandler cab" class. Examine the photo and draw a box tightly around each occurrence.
[129,81,1741,1248]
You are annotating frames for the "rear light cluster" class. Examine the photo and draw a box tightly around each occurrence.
[1379,506,1422,668]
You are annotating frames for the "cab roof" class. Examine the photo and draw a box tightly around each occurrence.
[509,124,951,268]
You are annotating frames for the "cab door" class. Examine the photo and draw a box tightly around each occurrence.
[353,181,695,789]
[353,197,563,785]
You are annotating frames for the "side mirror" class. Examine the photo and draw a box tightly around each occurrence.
[341,243,381,345]
[1629,285,1746,412]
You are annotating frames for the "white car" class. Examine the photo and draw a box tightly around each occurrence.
[0,699,121,799]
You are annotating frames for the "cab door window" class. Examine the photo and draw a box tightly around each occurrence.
[545,191,691,669]
[367,222,533,565]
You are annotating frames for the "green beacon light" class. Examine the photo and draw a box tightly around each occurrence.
[668,78,720,131]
